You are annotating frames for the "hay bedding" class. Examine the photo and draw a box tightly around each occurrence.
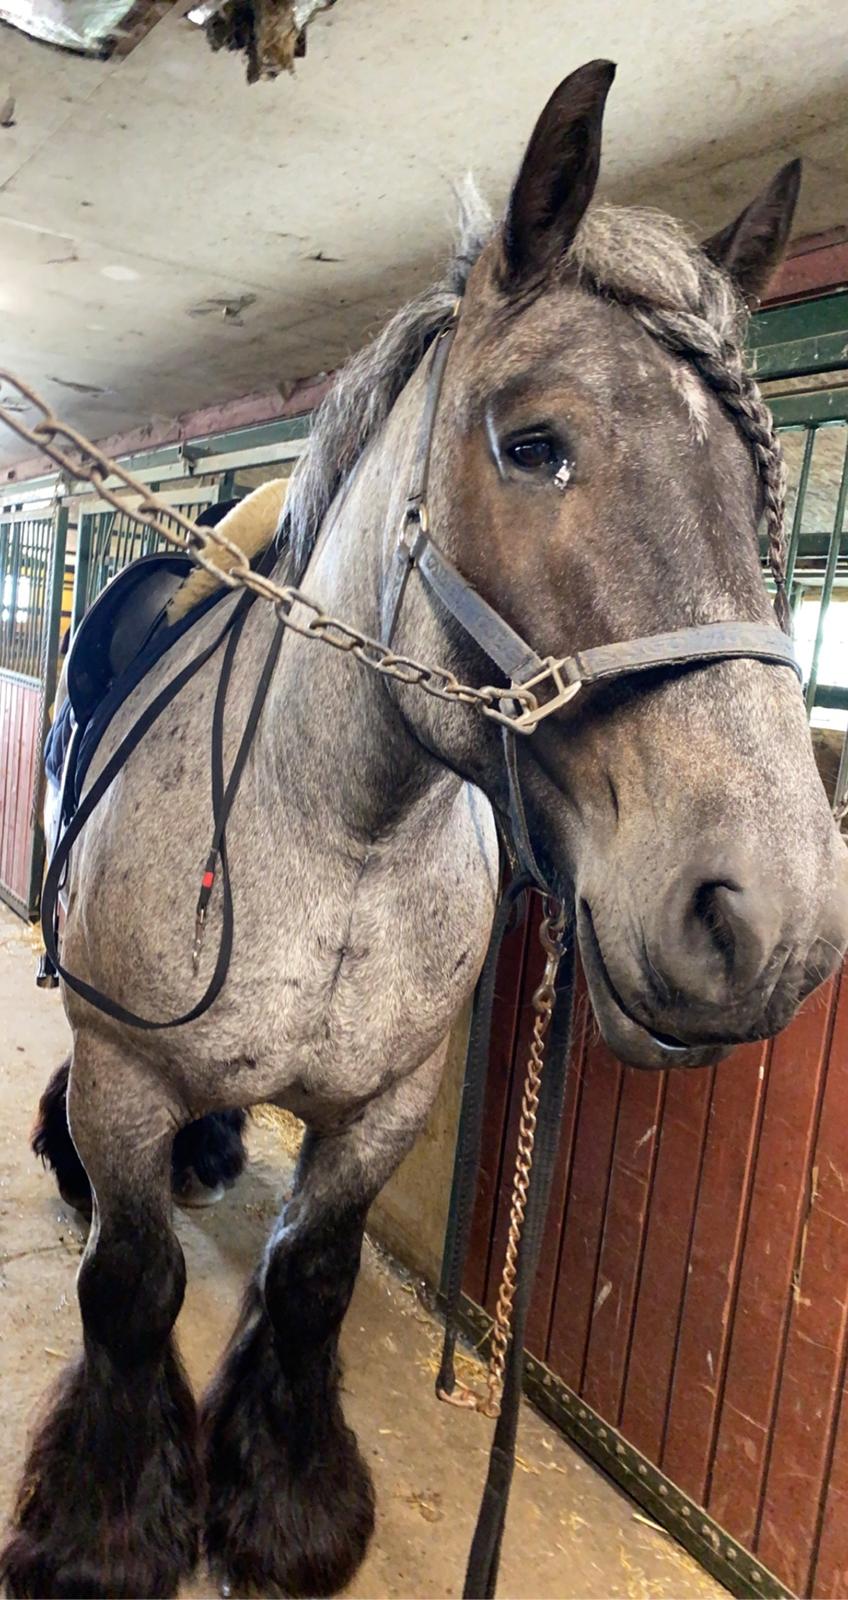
[811,726,848,832]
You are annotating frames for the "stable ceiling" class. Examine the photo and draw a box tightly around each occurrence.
[1,0,847,469]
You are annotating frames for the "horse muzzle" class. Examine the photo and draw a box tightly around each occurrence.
[576,845,848,1071]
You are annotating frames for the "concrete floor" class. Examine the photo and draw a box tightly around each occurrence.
[0,904,724,1600]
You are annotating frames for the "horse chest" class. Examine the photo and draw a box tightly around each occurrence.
[186,795,497,1112]
[253,856,489,1095]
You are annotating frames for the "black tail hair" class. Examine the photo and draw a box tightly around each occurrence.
[33,1057,248,1210]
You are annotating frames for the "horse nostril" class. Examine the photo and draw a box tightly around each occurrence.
[690,877,772,990]
[691,879,742,970]
[641,853,786,1015]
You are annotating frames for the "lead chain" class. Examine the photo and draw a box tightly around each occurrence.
[0,370,540,732]
[439,896,566,1420]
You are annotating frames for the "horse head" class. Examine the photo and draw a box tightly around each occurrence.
[374,62,848,1067]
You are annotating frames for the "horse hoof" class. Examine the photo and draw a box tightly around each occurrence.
[205,1458,375,1598]
[203,1400,375,1597]
[2,1352,201,1599]
[0,1530,192,1599]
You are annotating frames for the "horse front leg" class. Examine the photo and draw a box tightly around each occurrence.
[201,1046,446,1598]
[2,1034,201,1599]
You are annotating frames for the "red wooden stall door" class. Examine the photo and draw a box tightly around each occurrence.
[0,673,41,911]
[467,902,848,1600]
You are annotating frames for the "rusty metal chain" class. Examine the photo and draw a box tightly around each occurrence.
[440,897,567,1419]
[0,368,542,732]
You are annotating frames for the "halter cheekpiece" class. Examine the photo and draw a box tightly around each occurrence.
[383,310,799,738]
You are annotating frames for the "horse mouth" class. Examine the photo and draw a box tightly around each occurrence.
[576,901,727,1071]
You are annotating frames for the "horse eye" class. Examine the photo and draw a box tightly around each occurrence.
[504,432,567,477]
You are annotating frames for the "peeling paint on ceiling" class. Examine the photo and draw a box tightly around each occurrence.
[0,0,333,72]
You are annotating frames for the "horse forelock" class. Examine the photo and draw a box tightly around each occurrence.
[568,205,748,349]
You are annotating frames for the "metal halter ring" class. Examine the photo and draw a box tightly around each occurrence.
[480,658,583,734]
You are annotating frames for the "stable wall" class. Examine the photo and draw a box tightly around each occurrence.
[368,1005,469,1287]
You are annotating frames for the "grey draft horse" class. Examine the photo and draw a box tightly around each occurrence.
[4,59,848,1600]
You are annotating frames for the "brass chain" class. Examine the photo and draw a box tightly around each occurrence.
[440,897,566,1419]
[0,368,540,731]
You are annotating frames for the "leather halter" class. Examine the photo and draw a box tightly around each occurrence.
[383,314,801,739]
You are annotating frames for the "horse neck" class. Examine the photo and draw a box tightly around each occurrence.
[260,384,462,846]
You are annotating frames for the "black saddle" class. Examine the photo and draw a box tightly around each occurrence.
[67,552,194,728]
[46,497,277,829]
[47,553,234,825]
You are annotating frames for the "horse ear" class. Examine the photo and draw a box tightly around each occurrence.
[501,60,616,290]
[702,160,802,308]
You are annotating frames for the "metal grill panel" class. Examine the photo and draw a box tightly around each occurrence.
[0,515,55,680]
[75,495,216,621]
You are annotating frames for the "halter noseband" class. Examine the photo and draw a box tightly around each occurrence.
[383,313,801,736]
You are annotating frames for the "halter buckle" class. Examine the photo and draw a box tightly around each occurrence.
[399,497,429,542]
[506,657,582,733]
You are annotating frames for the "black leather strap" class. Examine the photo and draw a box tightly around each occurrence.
[383,315,460,644]
[407,314,459,508]
[42,596,285,1030]
[552,619,801,689]
[41,605,242,1025]
[437,894,577,1600]
[387,504,801,713]
[463,933,576,1599]
[383,521,425,648]
[417,538,542,683]
[392,523,801,693]
[502,728,548,889]
[437,872,535,1400]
